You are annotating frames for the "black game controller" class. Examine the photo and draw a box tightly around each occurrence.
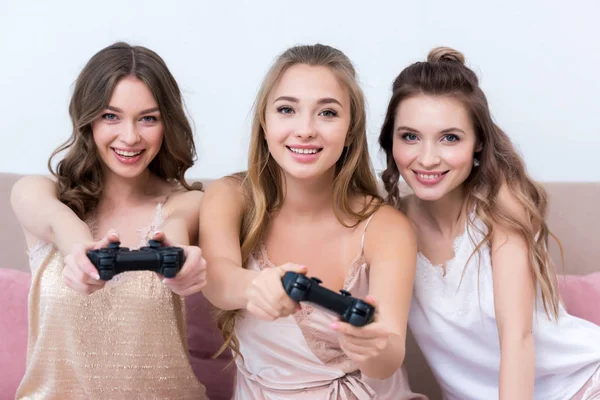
[87,240,185,281]
[282,271,375,327]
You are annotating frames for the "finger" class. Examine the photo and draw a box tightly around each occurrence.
[278,263,308,276]
[246,301,278,321]
[248,289,283,319]
[172,246,201,281]
[175,282,206,297]
[339,339,379,361]
[331,321,386,340]
[340,335,385,351]
[75,252,101,280]
[264,277,298,314]
[93,230,120,250]
[151,230,171,246]
[363,295,377,307]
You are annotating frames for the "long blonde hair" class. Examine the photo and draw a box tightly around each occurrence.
[378,47,561,319]
[215,44,383,359]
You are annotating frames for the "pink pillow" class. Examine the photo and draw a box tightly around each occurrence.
[0,269,31,396]
[557,272,600,326]
[185,292,235,400]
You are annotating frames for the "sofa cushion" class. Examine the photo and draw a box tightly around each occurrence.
[558,273,600,326]
[185,292,235,400]
[0,269,30,396]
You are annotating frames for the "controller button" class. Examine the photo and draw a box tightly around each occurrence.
[108,242,121,250]
[339,289,351,296]
[354,301,371,312]
[148,240,162,249]
[163,255,177,263]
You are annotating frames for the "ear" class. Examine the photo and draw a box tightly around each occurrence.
[474,140,483,153]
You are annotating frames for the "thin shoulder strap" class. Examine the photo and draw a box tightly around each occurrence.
[360,212,377,254]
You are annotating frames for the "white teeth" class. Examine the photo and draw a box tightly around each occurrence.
[289,147,318,154]
[418,173,442,180]
[114,149,143,157]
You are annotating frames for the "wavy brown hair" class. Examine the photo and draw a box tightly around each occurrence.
[378,47,561,319]
[48,42,201,219]
[215,44,383,359]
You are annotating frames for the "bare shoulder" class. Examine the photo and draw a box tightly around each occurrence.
[496,182,528,223]
[10,175,58,216]
[11,175,56,198]
[201,175,247,210]
[489,182,533,249]
[162,186,204,220]
[364,204,416,248]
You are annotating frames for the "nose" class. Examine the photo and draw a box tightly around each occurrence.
[294,114,316,140]
[418,142,441,168]
[120,120,141,145]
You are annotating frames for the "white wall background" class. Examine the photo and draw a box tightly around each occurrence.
[1,0,598,181]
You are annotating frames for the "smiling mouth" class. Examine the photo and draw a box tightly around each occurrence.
[286,146,323,155]
[112,148,144,158]
[413,170,449,180]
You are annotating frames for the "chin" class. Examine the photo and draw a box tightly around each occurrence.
[408,183,450,202]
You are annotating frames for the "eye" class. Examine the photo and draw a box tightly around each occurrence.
[401,132,418,142]
[102,113,118,121]
[141,115,158,123]
[442,134,460,143]
[319,109,337,117]
[277,106,294,115]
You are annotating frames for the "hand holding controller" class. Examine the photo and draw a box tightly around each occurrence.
[282,271,375,327]
[87,239,185,281]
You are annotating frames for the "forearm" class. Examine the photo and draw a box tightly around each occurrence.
[203,258,259,311]
[359,333,405,379]
[499,332,535,400]
[49,208,94,256]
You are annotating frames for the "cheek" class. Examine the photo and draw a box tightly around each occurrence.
[264,115,290,145]
[392,141,414,169]
[91,122,111,147]
[145,125,164,148]
[440,146,473,169]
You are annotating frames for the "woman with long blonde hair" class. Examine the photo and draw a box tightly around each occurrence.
[200,44,425,399]
[378,46,600,400]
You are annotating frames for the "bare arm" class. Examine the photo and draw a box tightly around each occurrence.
[199,177,259,310]
[334,205,418,379]
[492,185,536,400]
[362,205,417,378]
[160,189,205,246]
[10,175,93,254]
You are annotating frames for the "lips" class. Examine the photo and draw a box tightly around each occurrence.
[111,148,145,164]
[412,170,449,185]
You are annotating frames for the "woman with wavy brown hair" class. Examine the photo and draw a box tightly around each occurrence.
[199,44,425,399]
[11,42,208,398]
[378,46,600,400]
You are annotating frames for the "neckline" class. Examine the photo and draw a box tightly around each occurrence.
[417,231,466,275]
[256,241,367,291]
[87,200,166,249]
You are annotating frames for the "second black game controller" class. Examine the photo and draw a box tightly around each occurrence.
[282,271,375,327]
[87,240,185,281]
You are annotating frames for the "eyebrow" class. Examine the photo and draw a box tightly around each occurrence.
[106,105,160,115]
[395,126,466,134]
[273,96,343,107]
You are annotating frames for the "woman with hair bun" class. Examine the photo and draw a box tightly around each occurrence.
[378,46,600,400]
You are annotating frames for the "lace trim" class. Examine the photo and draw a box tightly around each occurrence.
[416,230,466,276]
[28,202,166,285]
[253,242,367,369]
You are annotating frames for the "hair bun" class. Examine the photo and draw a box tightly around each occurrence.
[427,47,465,64]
